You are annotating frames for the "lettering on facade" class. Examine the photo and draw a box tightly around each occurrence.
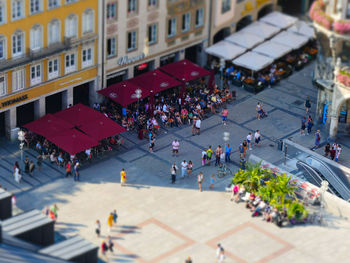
[0,94,28,109]
[117,53,146,66]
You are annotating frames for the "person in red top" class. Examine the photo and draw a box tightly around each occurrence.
[221,107,229,125]
[65,161,72,178]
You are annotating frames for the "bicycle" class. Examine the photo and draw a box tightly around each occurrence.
[217,163,234,178]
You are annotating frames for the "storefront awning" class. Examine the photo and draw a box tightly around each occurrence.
[225,31,264,49]
[252,40,292,60]
[47,129,100,155]
[79,118,126,141]
[205,41,247,61]
[128,69,182,94]
[54,104,104,127]
[287,21,315,39]
[23,114,74,137]
[259,11,297,29]
[240,21,281,39]
[232,51,274,72]
[159,59,210,82]
[98,81,150,107]
[270,31,309,50]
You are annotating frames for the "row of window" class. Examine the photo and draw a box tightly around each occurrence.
[106,9,203,58]
[106,0,158,20]
[0,10,94,60]
[0,0,79,24]
[0,46,94,96]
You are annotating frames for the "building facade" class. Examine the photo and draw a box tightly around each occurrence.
[99,0,210,90]
[310,0,350,138]
[0,0,98,139]
[209,0,277,44]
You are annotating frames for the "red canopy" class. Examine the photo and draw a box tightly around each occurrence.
[54,104,104,127]
[129,69,182,93]
[79,118,126,141]
[23,114,74,137]
[159,59,211,82]
[47,129,100,155]
[97,81,150,107]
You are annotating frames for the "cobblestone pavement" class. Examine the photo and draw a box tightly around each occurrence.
[8,62,350,262]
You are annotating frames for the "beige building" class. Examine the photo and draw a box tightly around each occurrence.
[99,0,210,90]
[209,0,277,44]
[310,0,350,138]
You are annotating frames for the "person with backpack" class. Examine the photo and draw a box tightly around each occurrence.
[315,130,321,148]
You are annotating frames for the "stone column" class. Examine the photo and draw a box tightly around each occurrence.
[5,108,17,140]
[329,115,338,138]
[34,98,45,119]
[66,87,74,107]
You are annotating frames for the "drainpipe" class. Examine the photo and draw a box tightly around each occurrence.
[101,0,105,90]
[208,0,213,46]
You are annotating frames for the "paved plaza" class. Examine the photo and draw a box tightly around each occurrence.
[2,62,350,262]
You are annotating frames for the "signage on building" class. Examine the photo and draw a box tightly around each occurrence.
[0,94,28,109]
[117,53,146,66]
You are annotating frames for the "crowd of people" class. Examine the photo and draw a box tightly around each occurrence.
[230,185,287,226]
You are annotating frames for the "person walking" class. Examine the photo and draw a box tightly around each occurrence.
[74,162,80,181]
[95,220,101,237]
[29,161,35,177]
[185,256,192,263]
[107,235,114,253]
[254,130,261,147]
[305,96,311,113]
[210,173,215,189]
[315,130,321,148]
[197,172,204,192]
[149,135,155,153]
[221,107,229,125]
[256,102,262,120]
[300,117,306,135]
[101,240,108,260]
[336,144,342,162]
[14,162,21,184]
[307,116,313,135]
[37,154,43,172]
[172,139,180,156]
[51,204,58,220]
[247,132,252,150]
[195,117,201,135]
[65,161,72,177]
[181,160,188,178]
[324,143,330,157]
[201,149,207,166]
[187,161,193,176]
[216,244,224,260]
[120,168,126,186]
[107,212,114,233]
[215,146,222,166]
[24,157,30,174]
[330,143,337,160]
[239,143,244,160]
[171,162,178,184]
[225,144,231,163]
[113,209,118,225]
[206,146,213,165]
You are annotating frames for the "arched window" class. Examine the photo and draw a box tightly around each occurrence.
[12,30,24,57]
[0,35,6,59]
[30,24,43,50]
[48,19,61,44]
[65,14,78,38]
[82,9,94,34]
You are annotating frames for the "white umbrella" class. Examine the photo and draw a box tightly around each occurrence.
[260,11,297,29]
[232,51,273,72]
[225,31,264,49]
[240,21,281,39]
[252,41,292,60]
[205,41,247,61]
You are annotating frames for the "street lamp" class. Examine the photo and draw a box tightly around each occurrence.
[319,180,329,224]
[132,88,142,112]
[18,130,25,161]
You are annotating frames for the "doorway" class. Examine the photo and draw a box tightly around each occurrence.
[73,82,90,106]
[17,102,35,127]
[236,16,253,32]
[0,111,5,137]
[213,27,231,44]
[46,92,62,114]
